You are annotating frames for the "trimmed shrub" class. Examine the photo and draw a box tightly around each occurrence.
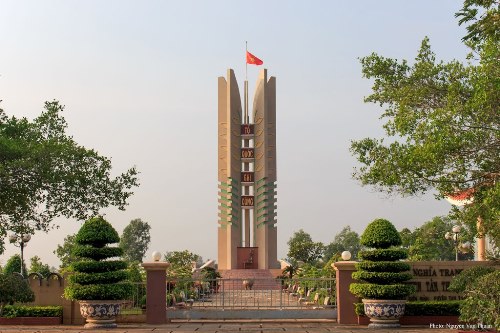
[72,246,123,261]
[350,218,415,300]
[350,283,415,300]
[352,271,413,284]
[68,271,129,285]
[74,218,120,248]
[64,216,132,301]
[72,260,128,273]
[1,305,63,318]
[358,249,408,261]
[356,261,410,272]
[64,283,133,301]
[360,218,401,249]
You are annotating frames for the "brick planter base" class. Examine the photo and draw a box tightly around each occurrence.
[0,317,62,325]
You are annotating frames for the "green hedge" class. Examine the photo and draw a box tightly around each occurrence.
[64,283,133,301]
[72,246,124,260]
[1,305,63,318]
[72,260,128,273]
[355,301,461,316]
[350,283,416,300]
[352,271,413,284]
[358,249,408,261]
[68,270,129,285]
[356,261,411,272]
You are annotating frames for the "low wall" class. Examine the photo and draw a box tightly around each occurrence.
[27,273,84,325]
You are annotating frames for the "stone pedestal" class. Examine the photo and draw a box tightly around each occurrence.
[333,261,358,324]
[142,262,170,324]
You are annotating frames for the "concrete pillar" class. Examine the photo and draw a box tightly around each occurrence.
[333,261,359,324]
[141,262,170,324]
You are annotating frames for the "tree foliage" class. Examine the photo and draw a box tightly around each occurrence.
[164,250,201,279]
[28,255,52,278]
[350,1,499,247]
[401,216,474,261]
[286,229,324,264]
[53,234,77,270]
[119,218,151,263]
[0,273,34,316]
[0,101,139,253]
[323,226,361,261]
[3,254,28,277]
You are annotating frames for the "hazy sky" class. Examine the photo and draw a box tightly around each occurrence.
[0,1,468,268]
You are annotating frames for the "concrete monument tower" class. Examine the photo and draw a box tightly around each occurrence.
[217,68,278,270]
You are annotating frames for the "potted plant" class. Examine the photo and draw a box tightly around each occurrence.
[64,217,132,329]
[349,218,415,328]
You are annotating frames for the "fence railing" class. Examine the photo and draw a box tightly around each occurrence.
[122,277,336,312]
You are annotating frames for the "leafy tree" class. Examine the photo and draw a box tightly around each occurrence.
[3,254,28,277]
[0,101,139,254]
[406,216,474,261]
[449,267,500,330]
[455,0,499,45]
[54,234,78,270]
[399,228,416,250]
[323,226,361,261]
[0,273,34,315]
[127,261,145,283]
[287,229,324,264]
[350,1,499,248]
[119,218,151,263]
[29,255,52,277]
[164,250,201,279]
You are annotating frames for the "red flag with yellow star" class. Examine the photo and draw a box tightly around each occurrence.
[246,51,263,65]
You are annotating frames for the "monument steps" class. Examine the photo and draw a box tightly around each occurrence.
[220,269,281,290]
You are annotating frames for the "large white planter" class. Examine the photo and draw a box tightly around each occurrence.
[362,299,406,328]
[79,300,122,329]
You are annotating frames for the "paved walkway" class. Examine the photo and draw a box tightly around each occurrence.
[0,320,457,333]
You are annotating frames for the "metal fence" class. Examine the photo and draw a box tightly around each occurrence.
[122,277,336,312]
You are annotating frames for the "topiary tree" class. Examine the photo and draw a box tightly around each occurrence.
[350,218,415,300]
[349,219,416,327]
[64,216,132,301]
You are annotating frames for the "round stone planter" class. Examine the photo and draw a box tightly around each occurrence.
[362,299,406,328]
[79,300,123,329]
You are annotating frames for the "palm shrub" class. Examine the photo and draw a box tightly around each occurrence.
[350,218,415,299]
[64,217,133,301]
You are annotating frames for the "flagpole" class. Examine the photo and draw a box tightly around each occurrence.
[244,41,249,124]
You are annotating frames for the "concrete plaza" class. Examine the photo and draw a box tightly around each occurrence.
[0,320,457,333]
